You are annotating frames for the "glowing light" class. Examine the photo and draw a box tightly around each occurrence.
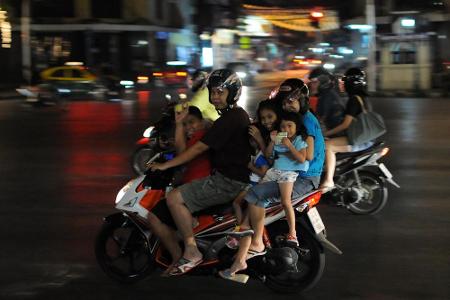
[120,80,134,86]
[401,19,415,27]
[310,11,324,19]
[323,63,335,70]
[347,24,373,31]
[65,61,84,66]
[167,61,187,66]
[236,71,247,78]
[137,76,149,84]
[202,47,213,67]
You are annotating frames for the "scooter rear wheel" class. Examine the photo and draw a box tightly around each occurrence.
[264,221,325,293]
[347,170,388,215]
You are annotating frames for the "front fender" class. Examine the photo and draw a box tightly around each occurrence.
[136,137,150,146]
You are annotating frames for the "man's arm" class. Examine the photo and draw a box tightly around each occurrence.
[150,141,209,171]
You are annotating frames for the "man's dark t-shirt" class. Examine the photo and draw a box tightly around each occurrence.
[201,106,251,183]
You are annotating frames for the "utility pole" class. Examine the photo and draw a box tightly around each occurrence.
[21,0,31,84]
[366,0,376,92]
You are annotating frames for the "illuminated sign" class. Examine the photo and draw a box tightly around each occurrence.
[0,8,12,48]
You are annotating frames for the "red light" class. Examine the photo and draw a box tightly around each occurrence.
[304,191,322,208]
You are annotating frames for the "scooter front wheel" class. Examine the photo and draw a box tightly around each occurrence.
[131,145,155,175]
[95,218,156,283]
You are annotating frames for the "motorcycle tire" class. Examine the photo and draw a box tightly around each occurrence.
[346,170,388,215]
[95,220,156,283]
[131,145,155,175]
[264,221,325,293]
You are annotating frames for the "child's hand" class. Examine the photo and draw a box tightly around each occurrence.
[175,106,189,124]
[270,130,278,142]
[281,137,292,147]
[248,125,262,141]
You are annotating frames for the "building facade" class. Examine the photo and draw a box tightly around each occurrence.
[0,0,197,85]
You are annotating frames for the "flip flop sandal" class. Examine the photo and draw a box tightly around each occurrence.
[286,234,299,246]
[218,269,249,284]
[246,248,267,260]
[169,257,204,276]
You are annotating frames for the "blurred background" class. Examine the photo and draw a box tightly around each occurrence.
[0,0,449,96]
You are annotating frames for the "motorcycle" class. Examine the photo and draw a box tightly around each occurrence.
[324,141,400,215]
[96,151,342,294]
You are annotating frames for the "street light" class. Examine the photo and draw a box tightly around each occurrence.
[310,10,324,28]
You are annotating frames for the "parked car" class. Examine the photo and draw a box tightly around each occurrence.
[225,62,257,86]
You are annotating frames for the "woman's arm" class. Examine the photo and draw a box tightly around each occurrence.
[306,136,314,161]
[324,115,353,137]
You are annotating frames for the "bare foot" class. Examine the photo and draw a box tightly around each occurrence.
[228,260,248,276]
[161,261,178,277]
[182,245,203,263]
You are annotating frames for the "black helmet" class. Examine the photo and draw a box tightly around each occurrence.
[309,67,334,91]
[343,67,367,95]
[206,69,242,107]
[269,78,310,114]
[190,70,207,92]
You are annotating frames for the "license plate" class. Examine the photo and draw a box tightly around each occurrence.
[378,163,393,179]
[307,207,325,234]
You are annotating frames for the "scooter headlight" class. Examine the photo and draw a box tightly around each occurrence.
[143,126,154,138]
[115,180,134,204]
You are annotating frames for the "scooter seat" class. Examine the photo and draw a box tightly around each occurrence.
[336,141,384,160]
[194,202,234,217]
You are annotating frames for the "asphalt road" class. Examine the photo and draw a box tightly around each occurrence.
[0,70,449,300]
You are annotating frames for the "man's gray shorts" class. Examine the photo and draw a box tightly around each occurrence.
[178,172,248,213]
[245,176,320,208]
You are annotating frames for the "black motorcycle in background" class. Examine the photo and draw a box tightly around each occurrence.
[323,141,400,215]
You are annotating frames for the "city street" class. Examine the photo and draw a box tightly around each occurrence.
[0,70,449,300]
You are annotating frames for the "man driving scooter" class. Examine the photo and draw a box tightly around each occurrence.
[148,69,252,276]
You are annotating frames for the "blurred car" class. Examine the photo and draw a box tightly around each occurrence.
[225,62,257,86]
[289,56,323,69]
[38,64,109,101]
[136,62,194,89]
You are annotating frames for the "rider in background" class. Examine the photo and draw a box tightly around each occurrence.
[320,67,374,190]
[188,70,220,122]
[308,67,345,133]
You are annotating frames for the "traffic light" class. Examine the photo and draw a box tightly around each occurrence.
[310,10,324,29]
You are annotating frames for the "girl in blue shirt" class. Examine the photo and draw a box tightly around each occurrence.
[262,111,309,246]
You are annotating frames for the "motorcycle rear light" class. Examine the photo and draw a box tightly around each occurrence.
[380,147,389,157]
[305,192,322,208]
